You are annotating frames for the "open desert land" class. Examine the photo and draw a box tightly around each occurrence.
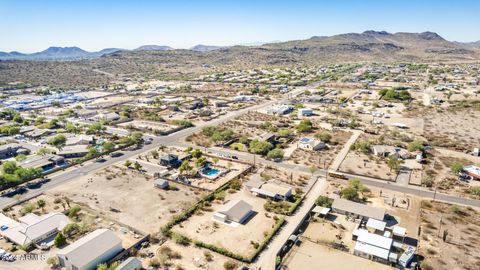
[339,151,397,181]
[138,238,243,270]
[422,106,480,151]
[418,201,480,270]
[47,165,206,234]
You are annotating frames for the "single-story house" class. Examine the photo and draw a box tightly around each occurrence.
[116,257,142,270]
[213,200,253,224]
[331,198,386,221]
[20,154,65,170]
[0,143,29,159]
[232,95,255,102]
[153,178,169,189]
[94,112,120,122]
[65,135,94,146]
[371,145,410,159]
[254,132,276,143]
[18,125,36,135]
[57,228,123,270]
[298,137,326,151]
[250,180,293,201]
[297,108,313,117]
[24,128,54,139]
[1,212,70,247]
[160,154,182,168]
[267,104,294,115]
[57,145,90,158]
[353,229,396,264]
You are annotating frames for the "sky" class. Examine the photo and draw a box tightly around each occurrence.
[1,0,479,53]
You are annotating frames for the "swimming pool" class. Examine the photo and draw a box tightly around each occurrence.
[200,164,222,179]
[203,168,220,176]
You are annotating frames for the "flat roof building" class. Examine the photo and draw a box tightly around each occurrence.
[332,198,386,221]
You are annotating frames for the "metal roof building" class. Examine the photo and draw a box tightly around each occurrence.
[57,228,123,270]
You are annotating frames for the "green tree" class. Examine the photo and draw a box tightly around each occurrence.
[102,142,115,152]
[124,160,132,168]
[314,132,331,142]
[2,160,18,174]
[267,148,284,160]
[179,160,193,175]
[387,156,403,172]
[37,199,47,212]
[133,161,142,171]
[249,139,273,155]
[451,162,463,174]
[48,134,67,148]
[191,149,203,159]
[408,140,425,152]
[315,195,333,208]
[54,232,67,247]
[340,186,359,201]
[195,157,207,168]
[296,119,313,133]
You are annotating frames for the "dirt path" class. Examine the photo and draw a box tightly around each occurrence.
[330,129,361,171]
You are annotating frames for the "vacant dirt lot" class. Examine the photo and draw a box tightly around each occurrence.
[423,109,480,151]
[172,189,278,258]
[339,152,396,181]
[418,201,480,270]
[284,240,394,270]
[48,165,205,234]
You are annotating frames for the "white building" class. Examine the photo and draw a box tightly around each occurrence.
[1,212,70,247]
[353,229,396,264]
[298,137,325,151]
[57,228,123,270]
[213,200,253,224]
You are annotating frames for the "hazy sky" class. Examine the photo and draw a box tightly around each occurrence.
[1,0,479,52]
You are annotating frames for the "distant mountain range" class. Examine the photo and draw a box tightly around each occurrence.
[4,32,477,61]
[0,44,227,60]
[1,30,480,88]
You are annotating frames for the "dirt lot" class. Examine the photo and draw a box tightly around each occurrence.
[137,239,243,270]
[284,240,394,270]
[172,189,278,258]
[339,152,397,181]
[48,165,206,234]
[258,165,312,190]
[418,201,480,270]
[423,109,480,151]
[288,129,352,168]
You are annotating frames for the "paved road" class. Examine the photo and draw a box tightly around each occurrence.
[254,176,327,270]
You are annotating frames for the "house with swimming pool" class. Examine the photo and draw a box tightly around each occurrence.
[198,162,228,180]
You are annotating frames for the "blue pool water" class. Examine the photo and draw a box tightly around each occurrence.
[204,168,220,176]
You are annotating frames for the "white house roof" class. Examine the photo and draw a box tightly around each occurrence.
[57,228,122,268]
[116,257,142,270]
[2,213,69,246]
[366,218,387,232]
[357,229,393,250]
[218,200,252,221]
[355,229,393,260]
[393,225,407,237]
[354,241,390,260]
